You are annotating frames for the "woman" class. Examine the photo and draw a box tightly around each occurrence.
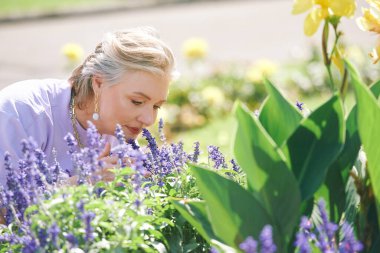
[0,27,175,187]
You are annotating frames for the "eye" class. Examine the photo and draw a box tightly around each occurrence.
[153,105,161,110]
[131,100,143,106]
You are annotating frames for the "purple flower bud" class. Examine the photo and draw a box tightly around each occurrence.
[191,141,200,163]
[230,159,240,172]
[260,225,276,253]
[239,236,257,253]
[296,101,304,111]
[83,211,96,241]
[339,222,363,253]
[158,118,166,142]
[142,129,159,159]
[48,222,60,248]
[64,233,78,246]
[208,145,227,170]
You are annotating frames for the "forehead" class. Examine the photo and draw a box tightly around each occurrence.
[111,71,170,99]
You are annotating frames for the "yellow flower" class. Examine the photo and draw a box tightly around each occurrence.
[61,43,84,62]
[292,0,356,36]
[368,0,380,11]
[182,38,208,60]
[369,42,380,64]
[357,1,380,63]
[201,86,225,107]
[246,59,277,83]
[331,46,345,74]
[357,7,380,33]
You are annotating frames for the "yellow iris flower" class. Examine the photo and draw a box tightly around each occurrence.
[182,38,208,60]
[357,0,380,63]
[292,0,356,36]
[61,43,84,62]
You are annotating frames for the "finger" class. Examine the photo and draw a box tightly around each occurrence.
[101,156,119,165]
[99,142,111,159]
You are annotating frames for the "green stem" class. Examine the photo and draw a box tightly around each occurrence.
[340,67,348,100]
[322,20,335,91]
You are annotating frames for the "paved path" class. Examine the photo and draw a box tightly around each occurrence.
[0,0,373,89]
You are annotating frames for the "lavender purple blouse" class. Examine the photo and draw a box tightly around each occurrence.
[0,79,117,187]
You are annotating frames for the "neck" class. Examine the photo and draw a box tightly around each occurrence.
[74,105,91,130]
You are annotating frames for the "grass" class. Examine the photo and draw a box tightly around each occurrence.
[173,90,357,164]
[0,0,122,16]
[173,115,236,162]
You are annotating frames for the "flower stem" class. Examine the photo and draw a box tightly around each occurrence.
[322,20,335,91]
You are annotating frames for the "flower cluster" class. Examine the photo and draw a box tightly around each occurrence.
[0,121,241,251]
[0,137,66,225]
[357,0,380,63]
[292,0,356,36]
[239,225,277,253]
[295,199,363,253]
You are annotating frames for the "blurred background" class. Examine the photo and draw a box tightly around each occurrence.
[0,0,379,156]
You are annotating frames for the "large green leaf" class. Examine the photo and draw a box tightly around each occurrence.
[285,94,345,201]
[170,199,217,243]
[259,79,303,147]
[323,80,380,223]
[232,102,301,247]
[190,164,276,249]
[348,61,380,227]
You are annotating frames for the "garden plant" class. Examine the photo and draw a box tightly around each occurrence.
[1,0,380,252]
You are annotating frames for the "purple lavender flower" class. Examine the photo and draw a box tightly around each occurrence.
[158,118,166,142]
[48,222,60,248]
[64,133,77,154]
[76,200,85,213]
[295,217,313,253]
[260,225,276,253]
[86,121,103,151]
[191,141,200,163]
[20,235,39,253]
[127,139,140,150]
[83,211,96,241]
[339,222,363,253]
[115,124,126,145]
[239,236,257,253]
[230,159,240,172]
[65,233,78,246]
[142,128,159,159]
[37,228,48,248]
[208,145,227,169]
[316,199,338,251]
[296,101,304,111]
[210,247,219,253]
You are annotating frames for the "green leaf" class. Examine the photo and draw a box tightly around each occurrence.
[323,78,380,223]
[285,94,345,201]
[190,164,276,249]
[170,199,217,243]
[347,60,380,227]
[259,79,303,147]
[233,101,301,241]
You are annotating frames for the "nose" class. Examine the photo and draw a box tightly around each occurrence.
[137,108,156,127]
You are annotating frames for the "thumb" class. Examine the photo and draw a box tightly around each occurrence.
[99,142,111,159]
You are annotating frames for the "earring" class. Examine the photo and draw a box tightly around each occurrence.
[92,93,100,121]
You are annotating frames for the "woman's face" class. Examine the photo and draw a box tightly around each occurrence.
[94,71,170,140]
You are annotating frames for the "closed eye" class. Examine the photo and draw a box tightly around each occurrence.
[131,100,143,106]
[153,105,161,110]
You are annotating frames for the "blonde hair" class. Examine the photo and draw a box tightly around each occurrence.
[69,27,175,109]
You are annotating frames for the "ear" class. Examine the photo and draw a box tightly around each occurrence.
[91,74,104,94]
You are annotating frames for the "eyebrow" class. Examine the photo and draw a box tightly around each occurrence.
[132,92,166,103]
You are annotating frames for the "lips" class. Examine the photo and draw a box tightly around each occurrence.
[126,126,141,135]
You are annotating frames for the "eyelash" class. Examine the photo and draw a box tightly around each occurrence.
[132,100,161,110]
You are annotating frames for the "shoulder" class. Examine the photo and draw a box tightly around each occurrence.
[0,79,70,114]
